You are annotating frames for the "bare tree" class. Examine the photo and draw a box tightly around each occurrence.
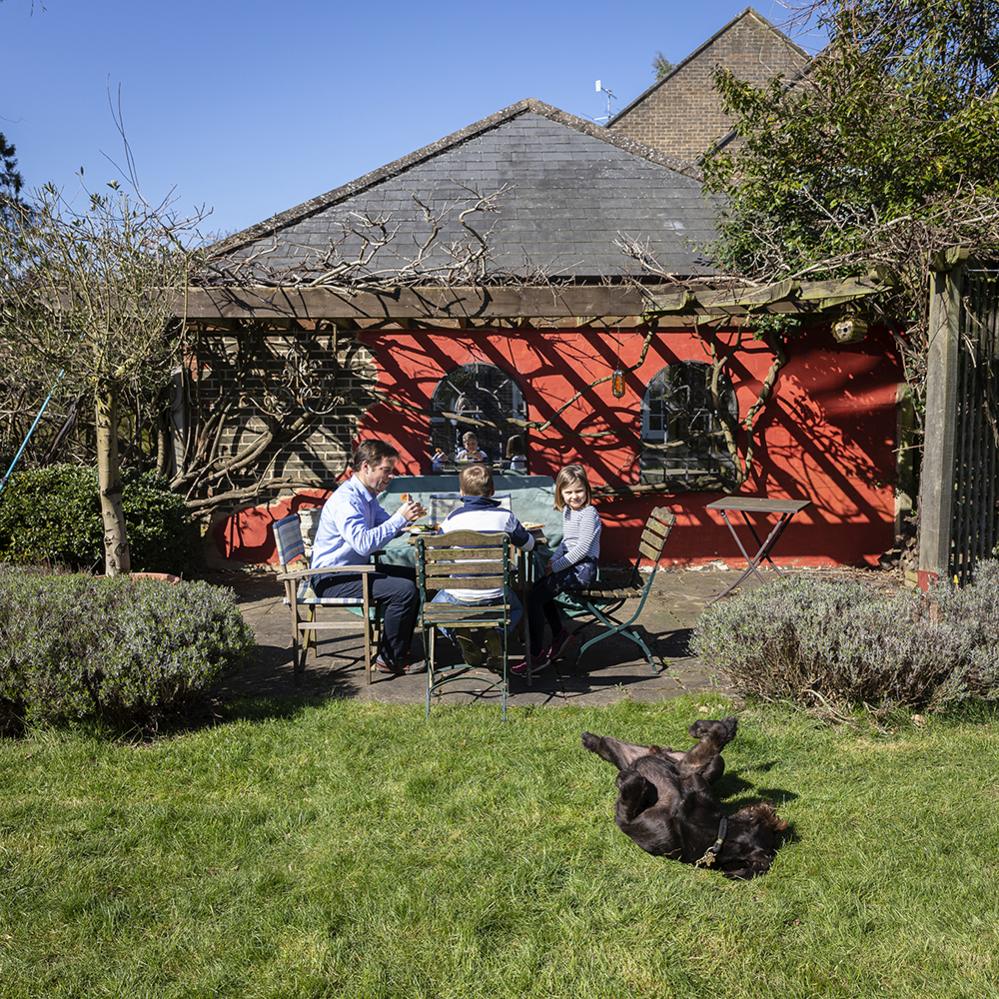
[0,179,204,573]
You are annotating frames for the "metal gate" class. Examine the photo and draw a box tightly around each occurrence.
[919,260,999,585]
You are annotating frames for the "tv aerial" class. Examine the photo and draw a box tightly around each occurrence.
[593,80,617,123]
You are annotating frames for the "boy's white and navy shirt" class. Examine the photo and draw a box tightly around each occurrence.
[438,495,535,602]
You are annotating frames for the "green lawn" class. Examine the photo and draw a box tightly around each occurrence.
[2,696,998,998]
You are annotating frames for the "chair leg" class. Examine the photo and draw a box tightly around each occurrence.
[298,605,318,674]
[424,625,435,719]
[578,622,657,671]
[288,588,303,679]
[573,599,659,672]
[501,622,508,722]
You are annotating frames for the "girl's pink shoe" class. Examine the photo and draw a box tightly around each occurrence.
[511,652,551,677]
[548,630,576,661]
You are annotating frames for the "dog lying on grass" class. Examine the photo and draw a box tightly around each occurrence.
[582,717,788,879]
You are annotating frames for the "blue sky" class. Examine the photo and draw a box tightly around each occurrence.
[1,1,822,239]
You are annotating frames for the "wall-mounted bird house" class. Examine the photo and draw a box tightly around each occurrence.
[833,314,869,345]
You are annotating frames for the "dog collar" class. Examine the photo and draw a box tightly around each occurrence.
[694,816,728,868]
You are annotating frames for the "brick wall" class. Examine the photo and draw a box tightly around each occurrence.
[608,11,808,162]
[190,327,376,491]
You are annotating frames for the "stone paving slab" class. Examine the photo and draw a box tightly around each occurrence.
[220,567,749,708]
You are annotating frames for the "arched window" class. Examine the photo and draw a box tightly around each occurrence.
[430,364,527,472]
[640,361,738,489]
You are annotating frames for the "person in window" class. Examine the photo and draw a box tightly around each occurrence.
[455,431,488,464]
[429,447,447,474]
[505,433,527,473]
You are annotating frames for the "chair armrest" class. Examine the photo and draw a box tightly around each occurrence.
[277,565,374,582]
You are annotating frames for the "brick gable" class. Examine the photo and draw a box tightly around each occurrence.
[608,8,808,163]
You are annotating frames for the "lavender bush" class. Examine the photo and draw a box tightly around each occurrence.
[692,562,999,717]
[0,566,253,731]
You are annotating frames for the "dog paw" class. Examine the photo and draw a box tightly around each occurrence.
[581,732,602,753]
[689,717,738,742]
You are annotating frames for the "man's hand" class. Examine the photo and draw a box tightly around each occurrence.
[399,500,427,524]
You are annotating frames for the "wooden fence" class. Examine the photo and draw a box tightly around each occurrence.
[918,258,999,585]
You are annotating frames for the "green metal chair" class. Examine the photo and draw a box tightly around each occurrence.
[559,506,676,671]
[416,530,514,720]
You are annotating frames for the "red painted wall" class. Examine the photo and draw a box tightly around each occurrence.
[216,324,900,568]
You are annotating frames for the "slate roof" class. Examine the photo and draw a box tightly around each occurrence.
[206,99,723,284]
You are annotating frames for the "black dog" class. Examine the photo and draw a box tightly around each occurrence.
[582,718,788,879]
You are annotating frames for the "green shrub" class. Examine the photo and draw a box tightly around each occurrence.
[692,562,999,718]
[0,566,253,731]
[0,464,198,575]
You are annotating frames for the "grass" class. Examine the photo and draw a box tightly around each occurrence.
[2,695,998,998]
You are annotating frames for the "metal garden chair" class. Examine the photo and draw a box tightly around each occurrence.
[558,506,676,671]
[272,512,379,682]
[416,529,514,720]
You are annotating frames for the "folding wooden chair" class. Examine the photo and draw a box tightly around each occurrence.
[559,506,676,672]
[272,513,379,682]
[415,530,513,720]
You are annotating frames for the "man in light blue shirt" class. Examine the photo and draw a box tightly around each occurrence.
[311,440,426,674]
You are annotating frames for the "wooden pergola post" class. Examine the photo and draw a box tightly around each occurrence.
[917,262,963,588]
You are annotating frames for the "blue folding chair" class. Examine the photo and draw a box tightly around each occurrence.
[272,513,379,682]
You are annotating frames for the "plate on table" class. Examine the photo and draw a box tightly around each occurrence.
[407,524,437,535]
[524,522,545,532]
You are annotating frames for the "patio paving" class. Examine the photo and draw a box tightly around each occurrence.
[219,567,748,708]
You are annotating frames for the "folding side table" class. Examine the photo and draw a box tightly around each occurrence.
[706,496,811,601]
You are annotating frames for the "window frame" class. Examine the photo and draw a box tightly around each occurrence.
[639,360,739,490]
[429,363,528,473]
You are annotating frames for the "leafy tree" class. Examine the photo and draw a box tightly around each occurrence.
[0,180,203,574]
[702,0,999,398]
[652,51,675,80]
[0,132,24,227]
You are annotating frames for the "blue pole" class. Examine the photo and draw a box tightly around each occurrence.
[0,370,66,498]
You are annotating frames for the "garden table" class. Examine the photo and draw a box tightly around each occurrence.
[706,495,811,601]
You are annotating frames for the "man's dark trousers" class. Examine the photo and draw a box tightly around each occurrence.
[314,564,419,666]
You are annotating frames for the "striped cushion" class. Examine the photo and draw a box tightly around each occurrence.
[273,513,306,566]
[294,578,363,605]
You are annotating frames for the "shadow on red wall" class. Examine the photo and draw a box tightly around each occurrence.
[216,323,899,568]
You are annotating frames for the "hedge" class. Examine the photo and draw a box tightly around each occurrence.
[0,464,198,575]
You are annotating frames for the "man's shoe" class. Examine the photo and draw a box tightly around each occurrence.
[455,632,486,666]
[372,656,403,675]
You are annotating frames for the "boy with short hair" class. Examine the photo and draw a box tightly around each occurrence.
[432,463,536,669]
[455,431,488,464]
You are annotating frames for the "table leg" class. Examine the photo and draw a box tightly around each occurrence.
[516,547,533,688]
[740,511,784,572]
[751,512,795,577]
[710,510,795,603]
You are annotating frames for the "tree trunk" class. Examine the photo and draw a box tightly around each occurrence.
[95,381,131,575]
